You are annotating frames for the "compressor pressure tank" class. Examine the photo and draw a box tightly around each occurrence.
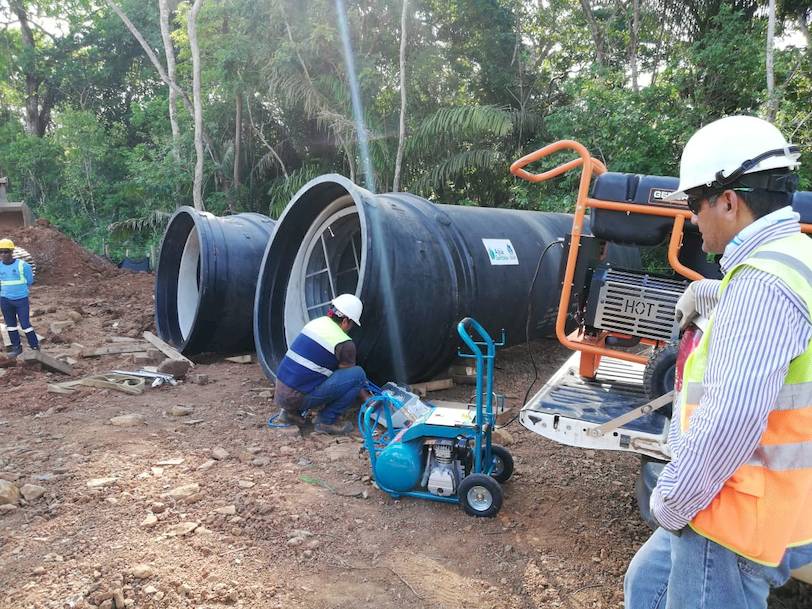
[373,441,424,493]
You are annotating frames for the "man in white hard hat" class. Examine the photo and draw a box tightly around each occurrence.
[625,115,812,608]
[273,293,369,434]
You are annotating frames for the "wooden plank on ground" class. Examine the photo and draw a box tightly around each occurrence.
[142,331,194,367]
[410,378,454,397]
[450,365,477,377]
[20,349,74,375]
[225,354,255,364]
[452,375,477,386]
[80,342,151,357]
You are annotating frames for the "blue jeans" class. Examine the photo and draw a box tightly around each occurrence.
[302,366,367,424]
[625,526,812,609]
[0,296,38,348]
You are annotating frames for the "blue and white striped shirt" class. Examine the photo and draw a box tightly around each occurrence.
[651,207,812,530]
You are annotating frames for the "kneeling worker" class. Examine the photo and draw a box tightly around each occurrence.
[274,294,368,434]
[0,238,39,357]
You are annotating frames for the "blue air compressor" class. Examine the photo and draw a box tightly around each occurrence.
[359,318,513,516]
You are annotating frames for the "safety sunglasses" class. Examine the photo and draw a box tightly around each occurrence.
[686,187,754,215]
[685,192,716,215]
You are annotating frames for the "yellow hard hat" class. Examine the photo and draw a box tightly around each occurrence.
[0,238,14,250]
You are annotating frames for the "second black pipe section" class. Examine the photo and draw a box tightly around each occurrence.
[253,175,638,384]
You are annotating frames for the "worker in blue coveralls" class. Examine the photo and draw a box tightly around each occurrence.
[273,293,369,435]
[0,238,39,357]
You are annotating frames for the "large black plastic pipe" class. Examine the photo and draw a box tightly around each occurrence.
[254,175,638,384]
[155,206,276,355]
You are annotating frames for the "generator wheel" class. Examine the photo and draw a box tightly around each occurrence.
[459,473,503,517]
[489,445,514,483]
[643,340,678,418]
[12,246,37,277]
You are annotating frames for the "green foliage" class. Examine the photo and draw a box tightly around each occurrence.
[671,5,767,121]
[0,0,808,261]
[0,120,63,205]
[407,106,513,155]
[266,164,326,218]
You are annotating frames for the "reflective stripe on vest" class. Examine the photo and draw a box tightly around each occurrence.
[275,316,352,394]
[0,259,26,287]
[680,232,812,566]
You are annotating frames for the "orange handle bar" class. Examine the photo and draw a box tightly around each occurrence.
[510,140,607,183]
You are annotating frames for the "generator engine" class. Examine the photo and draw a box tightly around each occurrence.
[585,265,688,342]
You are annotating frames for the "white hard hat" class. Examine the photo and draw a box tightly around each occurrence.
[331,293,363,326]
[666,115,800,200]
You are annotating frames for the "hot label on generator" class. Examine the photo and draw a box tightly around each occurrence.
[620,296,659,321]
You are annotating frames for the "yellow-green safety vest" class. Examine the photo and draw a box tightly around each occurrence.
[679,232,812,566]
[0,259,26,287]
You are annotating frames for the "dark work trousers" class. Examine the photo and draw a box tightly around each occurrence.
[0,296,39,349]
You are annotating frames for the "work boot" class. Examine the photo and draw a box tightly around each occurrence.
[314,420,353,435]
[277,409,307,427]
[7,345,22,358]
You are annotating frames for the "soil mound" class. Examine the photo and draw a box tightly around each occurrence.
[5,221,120,285]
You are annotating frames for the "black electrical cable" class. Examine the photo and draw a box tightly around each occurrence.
[498,238,565,429]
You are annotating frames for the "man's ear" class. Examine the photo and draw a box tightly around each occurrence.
[722,189,756,226]
[719,189,737,214]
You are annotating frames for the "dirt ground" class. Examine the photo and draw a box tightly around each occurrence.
[1,224,810,609]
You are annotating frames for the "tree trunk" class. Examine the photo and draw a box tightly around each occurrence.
[797,11,811,62]
[233,92,242,192]
[579,0,606,67]
[392,0,409,193]
[10,1,53,136]
[766,0,777,121]
[189,0,205,211]
[106,0,221,175]
[158,0,180,162]
[106,1,191,114]
[629,0,640,91]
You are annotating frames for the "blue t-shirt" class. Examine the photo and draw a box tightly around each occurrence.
[0,258,34,300]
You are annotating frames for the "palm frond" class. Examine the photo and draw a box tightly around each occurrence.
[220,141,235,170]
[268,73,356,141]
[406,106,514,157]
[266,164,326,218]
[253,150,281,179]
[512,110,544,140]
[109,210,173,237]
[410,149,504,195]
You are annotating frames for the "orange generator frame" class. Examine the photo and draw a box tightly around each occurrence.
[510,140,812,379]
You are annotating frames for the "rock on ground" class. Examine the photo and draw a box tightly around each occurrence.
[86,477,118,489]
[165,483,200,499]
[0,480,21,505]
[157,358,192,379]
[131,564,154,579]
[20,483,46,502]
[110,414,145,427]
[211,447,229,461]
